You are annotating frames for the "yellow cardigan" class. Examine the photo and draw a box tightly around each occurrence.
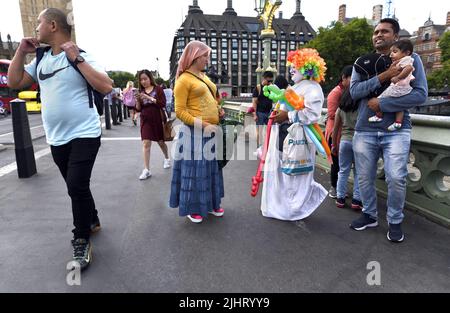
[174,71,221,126]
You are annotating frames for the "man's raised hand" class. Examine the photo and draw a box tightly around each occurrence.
[60,41,80,62]
[18,38,40,55]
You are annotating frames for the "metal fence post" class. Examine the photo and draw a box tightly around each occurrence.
[10,99,37,179]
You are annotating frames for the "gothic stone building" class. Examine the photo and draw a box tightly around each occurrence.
[169,0,316,96]
[19,0,76,43]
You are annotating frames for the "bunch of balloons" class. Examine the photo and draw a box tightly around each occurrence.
[263,85,332,163]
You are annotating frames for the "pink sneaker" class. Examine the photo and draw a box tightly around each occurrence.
[209,208,225,217]
[187,214,203,224]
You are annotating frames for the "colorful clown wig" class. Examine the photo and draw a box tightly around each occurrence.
[287,48,327,83]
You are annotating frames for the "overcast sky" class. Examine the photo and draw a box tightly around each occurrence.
[0,0,448,78]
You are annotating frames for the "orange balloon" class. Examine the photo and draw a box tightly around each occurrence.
[285,88,305,110]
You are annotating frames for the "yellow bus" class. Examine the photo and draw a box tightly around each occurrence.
[18,91,42,113]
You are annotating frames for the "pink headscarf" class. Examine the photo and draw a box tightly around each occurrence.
[176,40,211,79]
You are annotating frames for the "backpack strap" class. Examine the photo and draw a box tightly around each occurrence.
[257,84,262,96]
[35,46,51,68]
[35,46,51,103]
[35,47,95,109]
[66,49,95,109]
[185,71,217,100]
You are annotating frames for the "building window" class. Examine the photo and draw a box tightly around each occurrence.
[232,39,238,48]
[242,40,248,49]
[222,41,228,49]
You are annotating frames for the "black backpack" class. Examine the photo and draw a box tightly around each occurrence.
[36,46,105,116]
[354,53,392,98]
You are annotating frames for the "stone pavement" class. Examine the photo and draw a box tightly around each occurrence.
[0,118,449,293]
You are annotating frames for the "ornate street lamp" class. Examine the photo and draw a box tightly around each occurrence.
[254,0,266,16]
[254,0,282,83]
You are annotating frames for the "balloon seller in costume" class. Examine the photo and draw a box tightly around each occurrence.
[256,48,329,221]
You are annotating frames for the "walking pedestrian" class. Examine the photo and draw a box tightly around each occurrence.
[162,84,174,118]
[135,69,171,180]
[8,8,113,270]
[123,81,138,125]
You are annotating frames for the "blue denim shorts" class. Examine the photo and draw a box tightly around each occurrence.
[256,111,271,126]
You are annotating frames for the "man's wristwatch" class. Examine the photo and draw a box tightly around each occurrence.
[73,55,85,66]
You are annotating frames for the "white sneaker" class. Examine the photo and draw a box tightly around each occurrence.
[368,116,383,123]
[388,123,402,132]
[187,215,203,224]
[139,169,152,180]
[163,159,171,169]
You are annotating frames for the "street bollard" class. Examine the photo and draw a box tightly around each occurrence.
[111,98,118,125]
[10,99,37,179]
[117,99,123,123]
[104,98,111,130]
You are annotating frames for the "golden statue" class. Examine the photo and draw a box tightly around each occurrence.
[260,0,282,35]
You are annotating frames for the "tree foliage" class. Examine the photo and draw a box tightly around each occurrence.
[427,32,450,90]
[107,71,136,89]
[306,19,374,93]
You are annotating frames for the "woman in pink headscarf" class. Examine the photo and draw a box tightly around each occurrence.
[169,41,226,224]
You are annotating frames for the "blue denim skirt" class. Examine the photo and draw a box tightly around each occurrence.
[169,125,225,217]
